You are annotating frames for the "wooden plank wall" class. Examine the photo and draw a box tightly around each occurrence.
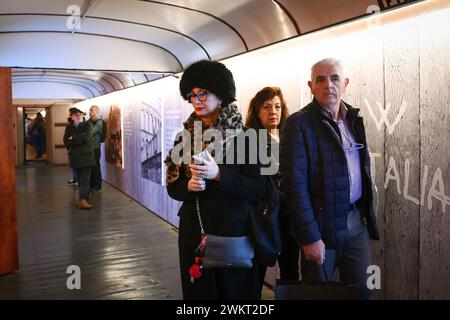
[0,67,19,275]
[382,23,421,299]
[353,31,386,300]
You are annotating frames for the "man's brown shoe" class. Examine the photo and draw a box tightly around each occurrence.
[77,199,92,209]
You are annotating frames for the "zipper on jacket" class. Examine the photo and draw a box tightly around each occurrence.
[322,119,351,204]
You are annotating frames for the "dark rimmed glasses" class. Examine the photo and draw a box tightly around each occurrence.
[187,90,208,103]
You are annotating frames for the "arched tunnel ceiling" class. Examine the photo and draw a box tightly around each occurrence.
[0,0,420,98]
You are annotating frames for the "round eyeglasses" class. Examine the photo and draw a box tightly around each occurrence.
[187,90,208,103]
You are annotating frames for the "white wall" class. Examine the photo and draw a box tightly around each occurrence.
[13,82,94,99]
[1,32,180,72]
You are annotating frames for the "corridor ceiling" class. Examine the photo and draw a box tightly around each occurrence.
[0,0,419,98]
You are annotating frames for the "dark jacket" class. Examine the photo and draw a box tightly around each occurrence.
[63,120,95,169]
[168,131,266,236]
[280,99,380,250]
[89,117,104,149]
[30,120,45,137]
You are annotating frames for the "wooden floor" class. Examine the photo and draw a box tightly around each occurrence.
[25,143,47,161]
[0,164,274,300]
[0,164,181,300]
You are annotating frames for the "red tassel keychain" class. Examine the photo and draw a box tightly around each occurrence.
[189,257,204,283]
[189,234,206,283]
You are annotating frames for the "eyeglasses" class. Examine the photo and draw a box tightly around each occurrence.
[344,142,364,152]
[336,121,365,152]
[187,90,208,103]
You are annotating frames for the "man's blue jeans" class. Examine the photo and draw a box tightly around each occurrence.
[300,207,372,299]
[75,167,92,201]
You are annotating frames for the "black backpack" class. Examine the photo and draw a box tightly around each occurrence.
[249,175,282,267]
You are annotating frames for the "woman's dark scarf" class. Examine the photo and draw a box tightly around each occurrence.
[165,103,243,186]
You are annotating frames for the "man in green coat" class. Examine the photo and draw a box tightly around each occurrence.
[88,105,104,193]
[64,107,95,209]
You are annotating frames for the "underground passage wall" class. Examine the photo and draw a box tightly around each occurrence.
[72,7,450,299]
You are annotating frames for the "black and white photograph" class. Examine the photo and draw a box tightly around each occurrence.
[140,101,162,185]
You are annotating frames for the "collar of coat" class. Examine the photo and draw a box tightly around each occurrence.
[183,103,243,134]
[71,119,88,128]
[311,98,361,125]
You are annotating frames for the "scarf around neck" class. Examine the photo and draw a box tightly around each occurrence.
[165,103,243,186]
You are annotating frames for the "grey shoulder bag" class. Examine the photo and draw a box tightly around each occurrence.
[195,195,254,269]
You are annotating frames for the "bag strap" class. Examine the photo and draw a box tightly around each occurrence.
[322,263,331,282]
[195,194,206,235]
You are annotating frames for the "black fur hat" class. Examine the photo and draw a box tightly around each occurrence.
[179,60,236,106]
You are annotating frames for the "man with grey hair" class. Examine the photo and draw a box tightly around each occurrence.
[280,58,380,299]
[89,105,105,193]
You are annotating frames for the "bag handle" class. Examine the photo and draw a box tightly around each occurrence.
[195,194,206,235]
[322,262,331,283]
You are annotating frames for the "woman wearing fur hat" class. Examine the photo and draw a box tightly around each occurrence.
[165,60,266,299]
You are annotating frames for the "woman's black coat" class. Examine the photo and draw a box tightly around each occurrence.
[167,131,266,299]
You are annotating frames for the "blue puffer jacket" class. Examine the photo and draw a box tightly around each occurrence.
[280,99,380,250]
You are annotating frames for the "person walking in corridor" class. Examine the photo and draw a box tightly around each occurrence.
[88,105,105,193]
[64,107,95,209]
[30,112,45,159]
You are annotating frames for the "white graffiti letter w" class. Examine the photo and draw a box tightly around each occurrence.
[364,99,407,135]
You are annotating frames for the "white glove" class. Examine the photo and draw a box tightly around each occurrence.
[189,150,221,181]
